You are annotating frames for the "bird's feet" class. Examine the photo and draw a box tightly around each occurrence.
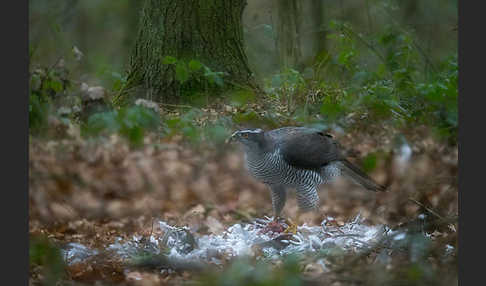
[283,218,298,234]
[258,217,298,235]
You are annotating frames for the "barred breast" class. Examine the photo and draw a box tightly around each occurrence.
[245,149,324,188]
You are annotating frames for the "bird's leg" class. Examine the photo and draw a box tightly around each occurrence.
[259,186,287,234]
[270,185,287,220]
[292,186,320,228]
[296,186,320,214]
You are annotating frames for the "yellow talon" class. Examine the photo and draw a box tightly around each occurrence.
[283,218,298,234]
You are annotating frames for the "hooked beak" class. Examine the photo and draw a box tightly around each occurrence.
[225,130,240,144]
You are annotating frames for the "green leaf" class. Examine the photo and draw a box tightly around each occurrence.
[361,153,377,172]
[203,69,224,87]
[162,56,178,65]
[320,97,346,121]
[205,124,229,144]
[175,62,190,83]
[30,236,65,285]
[47,80,63,93]
[29,94,49,134]
[188,60,203,71]
[230,90,256,107]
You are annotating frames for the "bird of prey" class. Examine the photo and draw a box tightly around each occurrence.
[229,126,386,221]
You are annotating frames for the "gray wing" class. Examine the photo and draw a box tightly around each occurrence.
[279,129,343,170]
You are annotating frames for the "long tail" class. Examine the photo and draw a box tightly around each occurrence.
[336,159,387,192]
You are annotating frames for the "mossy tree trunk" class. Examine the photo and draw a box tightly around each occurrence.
[123,0,256,102]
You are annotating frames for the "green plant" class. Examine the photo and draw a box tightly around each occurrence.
[29,54,76,135]
[30,235,65,285]
[199,255,303,286]
[29,94,50,135]
[163,108,204,144]
[29,67,61,135]
[265,68,306,113]
[300,19,457,143]
[162,108,233,147]
[82,105,160,146]
[415,56,458,142]
[162,56,227,87]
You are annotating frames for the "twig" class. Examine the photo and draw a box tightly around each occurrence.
[408,197,444,220]
[340,25,387,67]
[47,55,64,74]
[378,7,438,73]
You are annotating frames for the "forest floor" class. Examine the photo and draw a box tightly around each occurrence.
[29,102,458,285]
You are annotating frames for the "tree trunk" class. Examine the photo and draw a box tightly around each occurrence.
[310,0,326,56]
[124,0,256,102]
[276,0,302,70]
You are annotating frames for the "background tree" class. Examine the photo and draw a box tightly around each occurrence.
[276,0,302,70]
[122,0,257,103]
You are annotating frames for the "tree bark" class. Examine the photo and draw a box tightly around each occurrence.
[310,0,326,56]
[276,0,302,70]
[124,0,256,102]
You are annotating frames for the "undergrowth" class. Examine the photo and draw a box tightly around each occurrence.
[29,15,457,146]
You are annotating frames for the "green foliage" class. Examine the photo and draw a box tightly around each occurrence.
[199,255,303,286]
[229,90,257,107]
[108,71,128,92]
[189,59,204,72]
[163,108,232,147]
[175,61,190,83]
[30,235,65,285]
[414,56,458,142]
[327,21,358,72]
[265,68,306,112]
[292,19,458,143]
[29,94,50,135]
[162,56,178,65]
[320,93,350,122]
[29,64,71,100]
[83,105,160,146]
[164,108,204,144]
[203,66,226,87]
[269,68,305,90]
[361,153,378,173]
[232,110,279,129]
[203,122,231,146]
[29,64,71,135]
[162,56,226,87]
[259,17,456,144]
